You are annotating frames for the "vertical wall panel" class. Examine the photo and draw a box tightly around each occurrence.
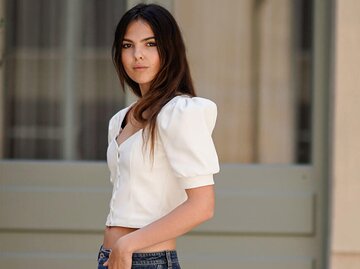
[257,0,296,163]
[174,0,255,163]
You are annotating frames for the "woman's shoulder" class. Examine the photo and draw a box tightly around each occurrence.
[159,95,217,116]
[157,95,218,132]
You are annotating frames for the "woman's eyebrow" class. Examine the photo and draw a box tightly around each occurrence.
[123,36,156,42]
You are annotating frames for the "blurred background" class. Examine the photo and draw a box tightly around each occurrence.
[2,0,313,163]
[1,0,359,269]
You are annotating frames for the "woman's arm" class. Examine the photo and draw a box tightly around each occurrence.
[125,184,214,250]
[104,184,215,268]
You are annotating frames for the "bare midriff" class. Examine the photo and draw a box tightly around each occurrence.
[103,226,176,252]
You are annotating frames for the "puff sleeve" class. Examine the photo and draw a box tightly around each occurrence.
[157,96,220,189]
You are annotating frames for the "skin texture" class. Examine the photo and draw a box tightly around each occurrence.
[103,20,215,269]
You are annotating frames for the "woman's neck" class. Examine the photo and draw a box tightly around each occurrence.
[139,83,150,96]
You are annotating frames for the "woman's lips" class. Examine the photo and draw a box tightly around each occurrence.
[133,66,148,70]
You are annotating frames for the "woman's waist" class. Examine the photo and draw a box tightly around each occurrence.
[103,226,176,252]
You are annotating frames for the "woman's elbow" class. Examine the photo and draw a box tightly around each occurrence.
[197,198,215,223]
[203,203,215,221]
[186,185,215,223]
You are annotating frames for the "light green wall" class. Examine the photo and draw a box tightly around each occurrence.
[0,162,319,268]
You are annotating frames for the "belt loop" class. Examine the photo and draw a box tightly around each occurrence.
[166,250,172,269]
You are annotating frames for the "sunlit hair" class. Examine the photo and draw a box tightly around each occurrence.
[112,3,196,156]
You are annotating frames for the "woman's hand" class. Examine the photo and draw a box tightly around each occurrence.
[103,239,133,269]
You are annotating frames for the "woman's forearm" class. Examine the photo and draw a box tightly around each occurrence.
[117,185,215,253]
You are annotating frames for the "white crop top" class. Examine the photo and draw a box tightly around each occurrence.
[105,95,220,228]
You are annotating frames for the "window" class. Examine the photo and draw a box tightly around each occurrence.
[3,0,126,160]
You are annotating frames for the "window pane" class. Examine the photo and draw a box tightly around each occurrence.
[3,0,127,160]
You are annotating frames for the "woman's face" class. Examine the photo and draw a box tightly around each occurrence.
[121,19,161,94]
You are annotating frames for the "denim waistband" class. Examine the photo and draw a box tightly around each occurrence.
[98,245,179,266]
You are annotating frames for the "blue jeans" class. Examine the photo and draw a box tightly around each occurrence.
[97,245,181,269]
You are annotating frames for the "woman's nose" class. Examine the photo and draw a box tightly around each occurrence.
[134,47,144,60]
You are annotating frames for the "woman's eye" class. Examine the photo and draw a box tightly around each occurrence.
[146,42,157,47]
[122,43,132,49]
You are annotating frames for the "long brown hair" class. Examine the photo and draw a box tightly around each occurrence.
[112,4,196,156]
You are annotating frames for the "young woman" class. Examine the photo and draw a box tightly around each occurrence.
[97,4,220,269]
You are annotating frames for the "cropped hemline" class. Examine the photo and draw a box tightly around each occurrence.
[179,174,215,189]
